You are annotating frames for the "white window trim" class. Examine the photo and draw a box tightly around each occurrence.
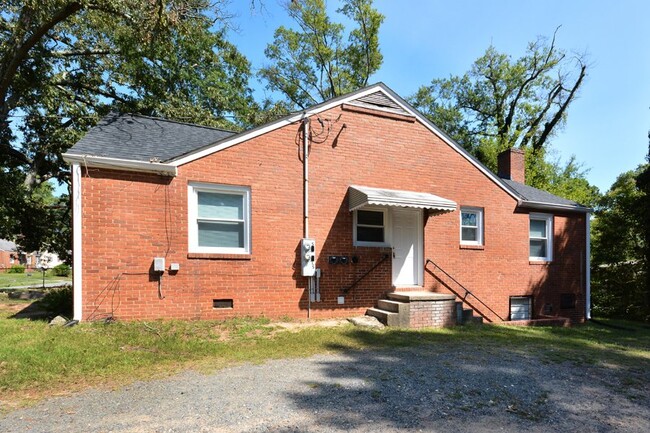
[188,182,251,254]
[529,213,553,261]
[460,207,484,245]
[353,206,391,247]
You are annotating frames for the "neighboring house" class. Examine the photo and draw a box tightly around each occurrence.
[0,239,16,270]
[63,83,591,324]
[0,239,63,272]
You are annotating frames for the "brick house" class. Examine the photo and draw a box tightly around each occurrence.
[63,83,591,325]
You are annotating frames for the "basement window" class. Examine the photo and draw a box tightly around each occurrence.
[510,296,532,320]
[560,294,576,310]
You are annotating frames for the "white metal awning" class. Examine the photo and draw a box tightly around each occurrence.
[348,185,457,212]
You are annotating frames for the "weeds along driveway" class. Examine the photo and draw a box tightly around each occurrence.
[1,338,648,433]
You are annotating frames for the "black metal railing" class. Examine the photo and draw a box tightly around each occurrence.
[425,258,505,322]
[341,254,390,294]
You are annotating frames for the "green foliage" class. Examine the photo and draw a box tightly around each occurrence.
[37,285,73,318]
[51,263,71,277]
[259,0,384,110]
[1,1,257,258]
[7,265,25,274]
[591,164,649,321]
[409,30,597,206]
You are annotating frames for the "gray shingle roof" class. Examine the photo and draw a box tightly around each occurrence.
[0,239,16,252]
[66,113,235,162]
[503,179,589,210]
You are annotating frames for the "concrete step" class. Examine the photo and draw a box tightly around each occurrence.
[377,299,404,313]
[366,307,400,327]
[467,315,483,325]
[462,309,474,323]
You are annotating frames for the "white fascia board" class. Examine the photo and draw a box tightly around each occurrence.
[169,84,395,167]
[63,153,177,176]
[71,163,83,321]
[518,200,592,213]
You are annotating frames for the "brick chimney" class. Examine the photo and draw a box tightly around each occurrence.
[497,148,525,183]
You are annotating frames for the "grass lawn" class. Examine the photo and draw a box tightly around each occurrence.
[0,271,71,288]
[0,293,648,412]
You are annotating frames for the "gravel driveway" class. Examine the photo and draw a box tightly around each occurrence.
[2,342,648,432]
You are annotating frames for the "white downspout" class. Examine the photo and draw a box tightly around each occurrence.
[303,116,310,239]
[72,163,83,321]
[586,213,591,320]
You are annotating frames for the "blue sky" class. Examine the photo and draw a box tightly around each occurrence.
[227,0,649,193]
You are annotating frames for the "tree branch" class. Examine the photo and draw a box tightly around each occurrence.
[532,63,586,150]
[0,2,83,108]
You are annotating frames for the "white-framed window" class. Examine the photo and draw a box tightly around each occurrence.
[188,183,251,254]
[510,296,532,320]
[529,213,553,261]
[353,207,390,247]
[460,207,483,245]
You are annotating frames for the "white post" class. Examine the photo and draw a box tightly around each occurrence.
[72,163,83,321]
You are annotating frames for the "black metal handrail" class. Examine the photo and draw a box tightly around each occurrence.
[425,258,505,322]
[341,254,390,294]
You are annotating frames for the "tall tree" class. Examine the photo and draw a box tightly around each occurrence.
[409,30,594,204]
[0,0,256,256]
[259,0,384,110]
[591,163,648,320]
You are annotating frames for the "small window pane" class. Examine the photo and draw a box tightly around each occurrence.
[198,192,243,220]
[198,221,244,248]
[462,212,477,227]
[530,239,546,258]
[357,210,383,226]
[530,219,547,238]
[357,226,384,242]
[462,227,477,241]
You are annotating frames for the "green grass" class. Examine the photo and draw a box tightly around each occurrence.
[0,294,648,411]
[0,270,71,288]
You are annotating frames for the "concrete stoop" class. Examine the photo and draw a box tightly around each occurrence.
[366,291,478,328]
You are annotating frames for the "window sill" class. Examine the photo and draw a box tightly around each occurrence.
[529,260,552,265]
[187,253,252,260]
[460,244,484,250]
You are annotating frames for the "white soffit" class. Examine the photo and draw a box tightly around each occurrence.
[349,185,457,212]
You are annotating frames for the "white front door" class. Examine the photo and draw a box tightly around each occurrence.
[391,208,422,286]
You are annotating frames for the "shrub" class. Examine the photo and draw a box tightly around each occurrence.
[7,265,25,274]
[39,285,73,318]
[51,263,71,277]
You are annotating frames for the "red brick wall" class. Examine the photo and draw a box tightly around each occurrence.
[78,105,587,322]
[0,251,13,270]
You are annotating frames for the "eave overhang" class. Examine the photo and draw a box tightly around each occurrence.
[62,154,177,176]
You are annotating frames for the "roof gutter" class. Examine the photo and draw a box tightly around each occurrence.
[517,200,592,214]
[62,154,177,176]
